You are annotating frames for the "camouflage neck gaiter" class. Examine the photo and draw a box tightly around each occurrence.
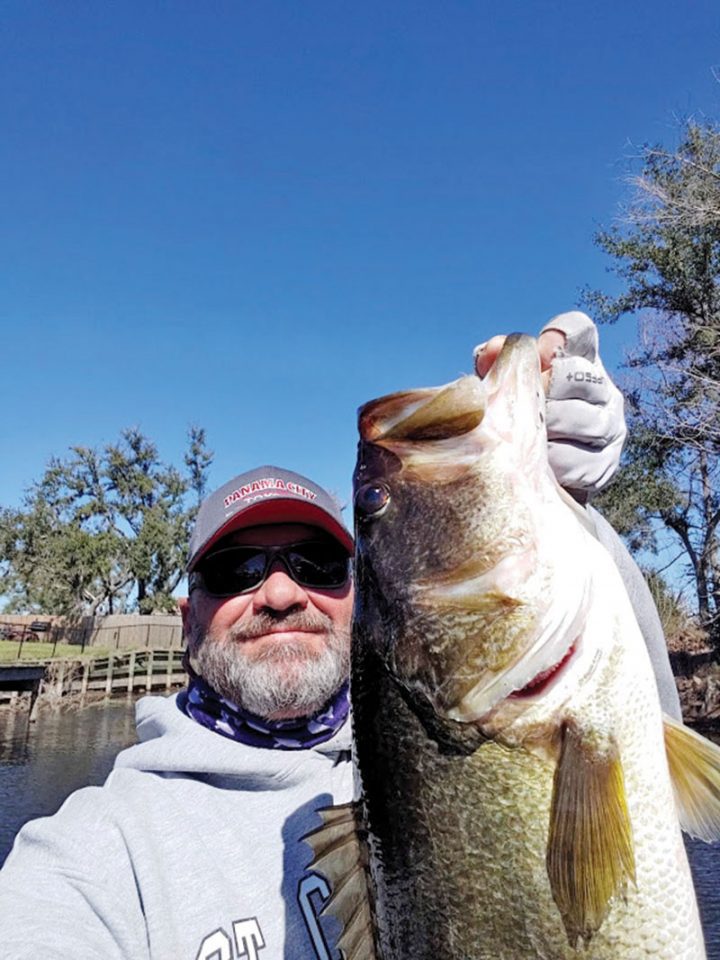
[183,666,350,750]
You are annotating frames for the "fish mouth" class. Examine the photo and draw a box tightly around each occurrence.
[358,378,486,444]
[357,334,542,448]
[508,641,578,699]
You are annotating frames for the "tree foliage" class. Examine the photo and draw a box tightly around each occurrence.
[0,427,213,617]
[588,120,720,645]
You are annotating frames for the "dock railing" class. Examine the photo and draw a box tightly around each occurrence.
[0,649,187,714]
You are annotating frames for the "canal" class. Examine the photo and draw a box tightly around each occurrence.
[0,698,138,858]
[0,699,719,957]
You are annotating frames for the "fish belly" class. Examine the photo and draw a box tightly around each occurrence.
[352,646,705,960]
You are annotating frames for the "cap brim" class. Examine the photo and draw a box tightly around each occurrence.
[189,498,354,570]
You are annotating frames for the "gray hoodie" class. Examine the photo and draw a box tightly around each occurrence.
[0,692,353,960]
[591,507,682,721]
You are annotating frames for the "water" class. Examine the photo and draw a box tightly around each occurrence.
[0,699,139,862]
[1,701,719,956]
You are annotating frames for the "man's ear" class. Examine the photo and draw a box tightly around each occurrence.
[178,596,193,643]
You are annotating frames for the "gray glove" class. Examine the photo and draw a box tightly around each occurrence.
[540,311,626,500]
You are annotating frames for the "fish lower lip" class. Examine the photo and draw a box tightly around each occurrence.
[509,642,577,698]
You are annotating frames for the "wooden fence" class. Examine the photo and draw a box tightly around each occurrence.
[0,614,183,652]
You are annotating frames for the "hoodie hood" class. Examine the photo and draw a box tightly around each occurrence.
[112,692,353,787]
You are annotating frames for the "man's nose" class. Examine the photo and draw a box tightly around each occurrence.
[251,560,309,612]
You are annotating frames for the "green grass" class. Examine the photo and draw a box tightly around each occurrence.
[0,640,110,662]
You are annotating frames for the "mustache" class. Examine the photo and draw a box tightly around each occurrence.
[225,610,334,642]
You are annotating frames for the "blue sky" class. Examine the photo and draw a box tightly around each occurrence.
[1,1,719,522]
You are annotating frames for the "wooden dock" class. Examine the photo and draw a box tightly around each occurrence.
[0,649,187,711]
[0,664,45,715]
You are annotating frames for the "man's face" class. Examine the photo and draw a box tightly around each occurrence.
[180,523,354,720]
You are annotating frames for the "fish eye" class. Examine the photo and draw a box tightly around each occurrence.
[355,482,391,518]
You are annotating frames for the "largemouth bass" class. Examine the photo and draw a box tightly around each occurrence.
[307,335,720,959]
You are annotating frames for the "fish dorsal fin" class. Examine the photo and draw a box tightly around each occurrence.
[303,803,377,960]
[547,723,636,946]
[663,714,720,841]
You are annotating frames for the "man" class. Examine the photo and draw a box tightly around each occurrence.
[0,465,357,960]
[0,312,679,958]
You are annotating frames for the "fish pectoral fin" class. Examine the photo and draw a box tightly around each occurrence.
[547,723,636,947]
[664,714,720,842]
[303,802,377,960]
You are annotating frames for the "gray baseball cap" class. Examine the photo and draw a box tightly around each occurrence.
[187,465,353,571]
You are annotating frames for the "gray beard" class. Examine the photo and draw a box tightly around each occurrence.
[188,610,350,719]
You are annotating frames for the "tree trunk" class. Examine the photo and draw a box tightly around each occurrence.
[699,450,720,655]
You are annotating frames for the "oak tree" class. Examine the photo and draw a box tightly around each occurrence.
[588,120,720,646]
[0,427,212,617]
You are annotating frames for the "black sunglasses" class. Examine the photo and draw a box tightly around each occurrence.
[190,540,352,597]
